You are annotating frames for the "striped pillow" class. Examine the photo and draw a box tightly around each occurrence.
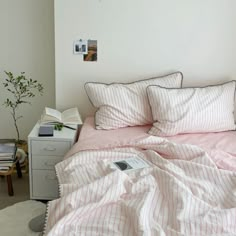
[85,72,183,130]
[147,81,236,136]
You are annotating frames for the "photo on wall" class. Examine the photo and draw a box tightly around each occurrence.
[73,39,88,54]
[83,40,97,62]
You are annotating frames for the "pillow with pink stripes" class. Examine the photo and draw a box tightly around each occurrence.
[85,72,183,130]
[147,81,236,136]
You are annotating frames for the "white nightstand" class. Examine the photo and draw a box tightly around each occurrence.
[28,123,78,200]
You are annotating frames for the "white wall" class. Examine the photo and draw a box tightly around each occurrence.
[0,0,55,140]
[55,0,236,119]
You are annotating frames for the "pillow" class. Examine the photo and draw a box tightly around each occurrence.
[85,72,183,130]
[147,81,236,136]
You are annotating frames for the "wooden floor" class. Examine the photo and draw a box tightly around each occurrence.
[0,172,30,210]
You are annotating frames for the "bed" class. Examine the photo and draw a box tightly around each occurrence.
[43,117,236,235]
[43,72,236,235]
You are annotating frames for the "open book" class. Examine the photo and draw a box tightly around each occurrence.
[40,107,82,125]
[110,157,150,172]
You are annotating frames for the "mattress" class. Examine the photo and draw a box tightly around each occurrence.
[66,116,236,171]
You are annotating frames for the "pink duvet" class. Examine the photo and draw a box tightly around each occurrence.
[44,117,236,235]
[44,133,236,235]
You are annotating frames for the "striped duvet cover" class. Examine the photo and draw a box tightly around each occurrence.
[44,136,236,235]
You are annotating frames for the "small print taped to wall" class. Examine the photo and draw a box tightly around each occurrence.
[83,40,97,62]
[73,39,88,54]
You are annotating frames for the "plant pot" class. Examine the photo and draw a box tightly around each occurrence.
[16,140,28,154]
[16,140,28,173]
[0,139,28,174]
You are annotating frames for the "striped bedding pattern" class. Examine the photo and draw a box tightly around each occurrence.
[85,72,183,130]
[147,81,236,136]
[44,136,236,235]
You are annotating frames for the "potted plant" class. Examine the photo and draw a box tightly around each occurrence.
[2,71,44,145]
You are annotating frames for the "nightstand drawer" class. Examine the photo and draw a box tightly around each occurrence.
[32,169,59,199]
[31,140,70,156]
[32,155,62,170]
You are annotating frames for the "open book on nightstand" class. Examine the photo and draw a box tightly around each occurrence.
[40,107,82,126]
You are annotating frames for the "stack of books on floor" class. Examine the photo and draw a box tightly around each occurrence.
[0,142,17,171]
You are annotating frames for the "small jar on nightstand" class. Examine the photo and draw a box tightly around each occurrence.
[28,123,79,200]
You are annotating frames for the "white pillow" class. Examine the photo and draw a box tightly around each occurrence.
[85,72,183,130]
[147,81,236,136]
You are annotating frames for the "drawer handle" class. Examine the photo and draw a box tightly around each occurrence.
[43,147,56,151]
[45,175,57,180]
[44,161,56,166]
